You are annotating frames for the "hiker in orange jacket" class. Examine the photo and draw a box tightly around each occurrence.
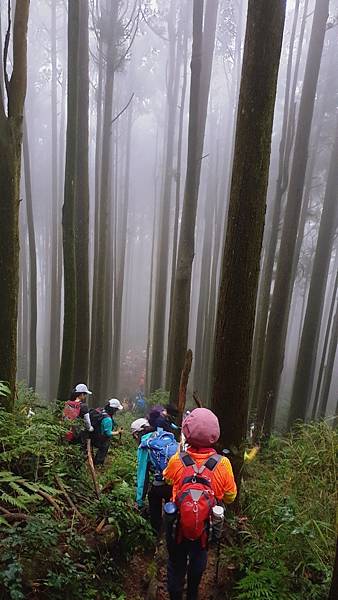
[163,408,237,600]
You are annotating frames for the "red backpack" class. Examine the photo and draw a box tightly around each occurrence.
[176,452,222,547]
[63,401,81,441]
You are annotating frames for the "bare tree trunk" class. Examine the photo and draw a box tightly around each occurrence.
[211,0,285,485]
[18,218,29,381]
[150,0,180,392]
[49,0,60,399]
[250,0,302,411]
[166,15,188,389]
[0,1,30,410]
[89,28,104,387]
[318,292,338,419]
[91,2,118,401]
[194,150,215,394]
[289,116,338,424]
[23,119,37,390]
[312,267,338,418]
[73,0,90,383]
[169,0,219,405]
[256,0,329,438]
[58,0,80,400]
[111,105,133,392]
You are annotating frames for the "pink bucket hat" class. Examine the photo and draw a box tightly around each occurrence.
[182,408,220,448]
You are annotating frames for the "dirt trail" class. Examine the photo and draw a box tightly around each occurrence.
[123,539,233,600]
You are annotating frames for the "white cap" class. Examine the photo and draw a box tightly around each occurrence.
[75,383,92,395]
[107,398,123,411]
[131,418,149,434]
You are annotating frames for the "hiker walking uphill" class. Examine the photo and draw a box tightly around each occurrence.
[163,408,237,600]
[90,399,123,466]
[131,417,178,534]
[63,384,94,443]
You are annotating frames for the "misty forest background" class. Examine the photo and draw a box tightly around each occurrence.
[0,0,337,599]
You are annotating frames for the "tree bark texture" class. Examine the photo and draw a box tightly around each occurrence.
[166,12,189,389]
[23,119,37,390]
[73,0,90,384]
[111,105,133,392]
[91,2,118,401]
[49,0,61,399]
[211,0,285,483]
[256,0,329,438]
[289,116,338,425]
[169,0,219,406]
[89,30,104,387]
[150,0,180,392]
[0,1,30,410]
[250,0,302,412]
[58,0,80,401]
[318,295,338,418]
[312,267,338,418]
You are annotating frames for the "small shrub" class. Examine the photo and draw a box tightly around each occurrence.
[222,421,336,600]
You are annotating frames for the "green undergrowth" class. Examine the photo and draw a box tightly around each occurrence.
[221,421,337,600]
[0,385,154,600]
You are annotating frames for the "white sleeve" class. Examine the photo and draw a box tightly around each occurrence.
[84,412,92,431]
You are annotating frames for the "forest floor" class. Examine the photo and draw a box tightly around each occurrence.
[122,528,235,599]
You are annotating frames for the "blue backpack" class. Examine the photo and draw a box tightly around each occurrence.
[135,394,146,410]
[142,428,178,479]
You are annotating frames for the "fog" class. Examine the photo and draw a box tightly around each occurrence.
[1,0,337,426]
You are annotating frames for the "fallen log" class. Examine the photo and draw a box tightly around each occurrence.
[86,439,101,499]
[55,475,87,523]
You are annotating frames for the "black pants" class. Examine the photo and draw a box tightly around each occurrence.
[167,538,208,600]
[148,483,172,534]
[91,435,110,466]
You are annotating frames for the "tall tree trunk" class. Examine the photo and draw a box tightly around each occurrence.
[256,0,329,438]
[23,119,37,390]
[89,28,104,387]
[150,0,180,392]
[211,0,285,484]
[289,116,338,425]
[166,15,188,389]
[91,2,118,402]
[58,0,80,401]
[111,105,133,392]
[169,0,219,405]
[49,0,60,399]
[250,0,302,411]
[312,267,338,418]
[0,1,30,410]
[73,0,90,383]
[318,293,338,418]
[194,150,215,394]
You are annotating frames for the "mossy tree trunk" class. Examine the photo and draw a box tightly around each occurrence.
[58,0,80,401]
[211,0,285,485]
[0,1,30,411]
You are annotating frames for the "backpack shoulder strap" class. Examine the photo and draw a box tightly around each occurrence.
[179,451,195,468]
[204,453,222,472]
